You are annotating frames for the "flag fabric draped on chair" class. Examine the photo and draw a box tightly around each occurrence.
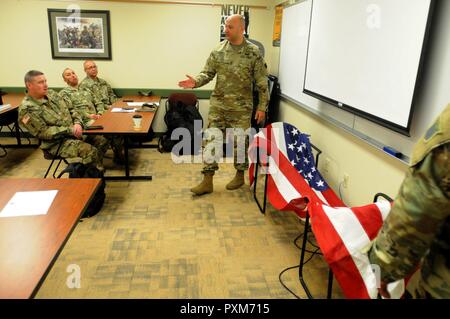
[248,122,405,299]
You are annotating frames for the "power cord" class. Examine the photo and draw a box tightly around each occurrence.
[278,231,322,299]
[278,246,321,299]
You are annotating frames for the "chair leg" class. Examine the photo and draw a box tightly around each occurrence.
[44,158,57,178]
[52,159,63,178]
[299,213,314,299]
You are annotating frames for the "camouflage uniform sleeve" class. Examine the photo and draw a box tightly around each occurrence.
[88,90,106,115]
[60,95,83,127]
[19,107,72,141]
[253,54,269,112]
[369,144,450,283]
[106,82,118,105]
[194,52,217,88]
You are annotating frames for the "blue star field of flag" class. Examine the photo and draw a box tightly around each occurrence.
[283,123,329,191]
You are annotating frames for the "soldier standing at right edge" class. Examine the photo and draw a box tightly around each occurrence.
[369,104,449,299]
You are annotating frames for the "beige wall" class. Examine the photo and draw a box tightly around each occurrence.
[0,0,275,132]
[0,0,274,89]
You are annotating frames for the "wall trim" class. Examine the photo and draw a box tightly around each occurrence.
[0,87,212,99]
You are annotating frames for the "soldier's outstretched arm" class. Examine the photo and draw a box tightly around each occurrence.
[369,144,450,283]
[193,53,217,88]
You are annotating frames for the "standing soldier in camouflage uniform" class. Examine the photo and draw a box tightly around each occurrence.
[18,70,105,171]
[369,104,449,299]
[60,68,125,164]
[178,14,269,195]
[79,60,117,106]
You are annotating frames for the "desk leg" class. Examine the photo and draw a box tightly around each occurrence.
[104,136,152,181]
[14,119,21,146]
[125,136,130,178]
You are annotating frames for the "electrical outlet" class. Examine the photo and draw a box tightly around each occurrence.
[343,173,350,188]
[323,157,331,173]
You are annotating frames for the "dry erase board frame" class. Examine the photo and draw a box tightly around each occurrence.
[302,0,435,136]
[277,0,450,165]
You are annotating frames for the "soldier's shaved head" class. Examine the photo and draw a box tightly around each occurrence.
[226,14,245,28]
[224,14,245,45]
[83,60,98,79]
[62,68,79,87]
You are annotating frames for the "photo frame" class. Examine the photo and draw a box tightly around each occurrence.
[47,9,111,60]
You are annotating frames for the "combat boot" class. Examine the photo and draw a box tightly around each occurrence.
[226,170,245,190]
[191,172,214,195]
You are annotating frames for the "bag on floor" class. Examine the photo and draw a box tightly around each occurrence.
[158,100,203,155]
[57,163,106,218]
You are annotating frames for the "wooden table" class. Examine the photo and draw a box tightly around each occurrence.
[83,95,160,181]
[0,178,101,299]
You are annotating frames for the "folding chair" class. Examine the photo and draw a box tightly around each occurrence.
[42,141,68,178]
[250,122,335,298]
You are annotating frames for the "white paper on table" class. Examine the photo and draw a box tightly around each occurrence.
[127,102,159,107]
[127,102,145,107]
[111,107,136,113]
[0,190,58,218]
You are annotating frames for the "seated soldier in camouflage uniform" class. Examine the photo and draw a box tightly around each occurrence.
[18,70,106,171]
[369,104,449,299]
[60,68,125,164]
[79,60,117,106]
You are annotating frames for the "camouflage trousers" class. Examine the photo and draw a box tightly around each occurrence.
[48,138,105,170]
[202,108,252,174]
[107,136,125,160]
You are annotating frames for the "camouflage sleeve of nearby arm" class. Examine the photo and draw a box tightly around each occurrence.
[369,144,450,283]
[19,107,72,140]
[88,90,106,115]
[59,90,85,125]
[107,82,118,105]
[253,54,269,112]
[60,95,83,126]
[194,52,217,88]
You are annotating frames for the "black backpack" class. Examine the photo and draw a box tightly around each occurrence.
[58,163,106,218]
[158,93,203,155]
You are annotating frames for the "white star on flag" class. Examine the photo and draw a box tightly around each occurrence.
[317,180,324,187]
[291,128,299,136]
[288,144,295,151]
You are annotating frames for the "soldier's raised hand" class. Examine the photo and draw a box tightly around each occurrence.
[178,75,196,89]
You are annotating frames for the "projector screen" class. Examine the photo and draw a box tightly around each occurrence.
[303,0,433,135]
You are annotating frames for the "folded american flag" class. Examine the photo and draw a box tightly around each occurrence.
[248,122,406,298]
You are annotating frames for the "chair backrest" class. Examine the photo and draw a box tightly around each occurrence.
[166,93,198,111]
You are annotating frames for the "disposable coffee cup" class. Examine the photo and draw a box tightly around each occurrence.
[132,114,142,129]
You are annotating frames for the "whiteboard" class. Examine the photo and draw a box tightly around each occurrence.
[304,0,431,133]
[278,0,449,161]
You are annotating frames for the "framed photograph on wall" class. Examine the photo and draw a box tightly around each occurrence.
[47,9,111,60]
